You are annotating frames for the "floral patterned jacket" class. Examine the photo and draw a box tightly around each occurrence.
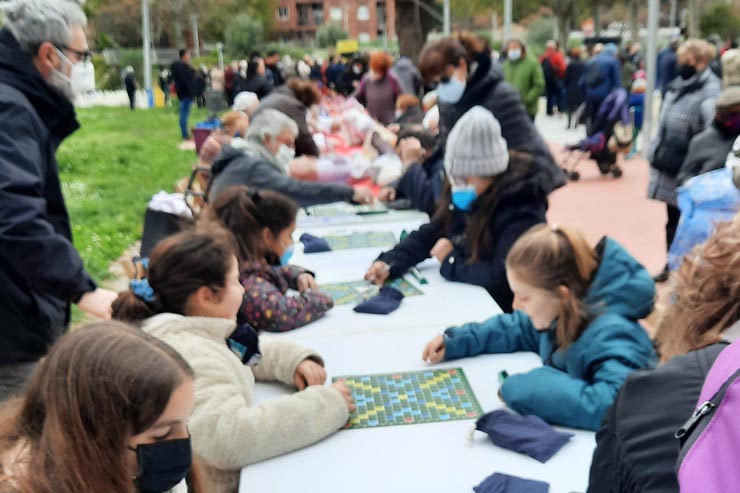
[239,261,334,333]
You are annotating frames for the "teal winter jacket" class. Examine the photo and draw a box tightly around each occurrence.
[443,237,656,431]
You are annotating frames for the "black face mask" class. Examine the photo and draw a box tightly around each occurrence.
[228,323,262,366]
[678,63,697,80]
[130,437,192,493]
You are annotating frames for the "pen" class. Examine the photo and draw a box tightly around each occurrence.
[409,266,428,285]
[400,229,408,241]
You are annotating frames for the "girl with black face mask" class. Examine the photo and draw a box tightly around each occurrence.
[0,322,205,493]
[647,39,721,283]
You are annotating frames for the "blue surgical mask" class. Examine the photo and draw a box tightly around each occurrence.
[437,78,466,104]
[508,49,521,61]
[280,243,295,266]
[451,185,477,211]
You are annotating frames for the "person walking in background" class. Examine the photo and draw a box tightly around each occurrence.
[564,46,586,129]
[540,40,567,116]
[0,0,118,402]
[265,50,285,88]
[392,55,423,97]
[580,43,622,130]
[503,38,545,121]
[123,65,136,111]
[171,48,196,140]
[353,51,403,125]
[243,56,274,100]
[627,78,646,159]
[648,39,721,283]
[158,65,172,106]
[658,36,680,98]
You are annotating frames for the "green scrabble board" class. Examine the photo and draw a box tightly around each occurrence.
[333,368,483,429]
[322,231,397,251]
[319,278,422,306]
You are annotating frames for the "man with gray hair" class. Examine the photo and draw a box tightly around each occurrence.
[0,0,118,400]
[209,108,373,206]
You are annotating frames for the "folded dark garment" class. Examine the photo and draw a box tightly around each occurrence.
[300,233,332,253]
[353,286,404,315]
[474,409,573,463]
[474,472,549,493]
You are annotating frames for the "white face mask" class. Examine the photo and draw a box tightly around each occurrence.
[353,66,362,75]
[71,60,96,94]
[508,49,522,61]
[276,144,295,171]
[49,48,78,101]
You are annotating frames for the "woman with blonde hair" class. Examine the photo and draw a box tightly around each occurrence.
[589,213,740,493]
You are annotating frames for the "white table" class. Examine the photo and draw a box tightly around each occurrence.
[297,203,429,229]
[241,327,596,493]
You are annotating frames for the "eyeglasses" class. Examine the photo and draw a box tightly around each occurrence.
[439,75,451,84]
[57,45,92,63]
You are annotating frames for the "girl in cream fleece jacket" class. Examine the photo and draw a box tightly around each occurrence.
[112,227,354,493]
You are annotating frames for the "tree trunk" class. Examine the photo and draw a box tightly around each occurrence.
[688,0,699,37]
[593,0,601,36]
[396,0,435,60]
[628,0,639,42]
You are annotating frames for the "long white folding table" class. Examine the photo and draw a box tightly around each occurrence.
[237,207,596,493]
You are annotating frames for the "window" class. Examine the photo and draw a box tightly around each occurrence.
[297,5,310,26]
[276,7,289,21]
[313,4,324,26]
[330,7,342,21]
[358,32,371,43]
[357,6,369,21]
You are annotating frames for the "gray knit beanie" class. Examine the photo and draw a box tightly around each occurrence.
[444,106,509,179]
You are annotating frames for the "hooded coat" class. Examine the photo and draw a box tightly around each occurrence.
[0,28,96,364]
[442,238,657,431]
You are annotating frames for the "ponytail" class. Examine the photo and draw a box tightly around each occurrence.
[112,225,237,323]
[205,185,298,264]
[506,224,599,348]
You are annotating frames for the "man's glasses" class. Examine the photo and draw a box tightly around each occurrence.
[57,45,92,63]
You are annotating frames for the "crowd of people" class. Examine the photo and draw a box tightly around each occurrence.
[4,1,740,492]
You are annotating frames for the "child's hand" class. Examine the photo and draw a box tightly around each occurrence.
[430,239,454,263]
[293,359,327,390]
[377,186,397,202]
[364,261,391,285]
[297,273,318,293]
[422,334,446,363]
[331,381,357,413]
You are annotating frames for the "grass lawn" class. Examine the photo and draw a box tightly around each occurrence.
[57,105,207,283]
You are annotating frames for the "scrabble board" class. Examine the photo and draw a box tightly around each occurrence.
[319,278,422,306]
[333,368,483,429]
[323,231,397,250]
[305,203,388,217]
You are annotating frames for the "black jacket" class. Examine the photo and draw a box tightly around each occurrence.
[394,146,445,216]
[0,28,96,364]
[171,59,195,99]
[439,55,565,198]
[377,156,549,311]
[677,121,738,186]
[588,343,727,493]
[243,75,274,100]
[209,143,353,207]
[564,60,586,109]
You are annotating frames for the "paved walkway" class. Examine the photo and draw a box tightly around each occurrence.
[537,112,666,275]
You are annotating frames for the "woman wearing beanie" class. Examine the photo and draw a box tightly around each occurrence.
[365,106,547,312]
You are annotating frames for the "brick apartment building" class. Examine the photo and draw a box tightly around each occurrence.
[273,0,396,45]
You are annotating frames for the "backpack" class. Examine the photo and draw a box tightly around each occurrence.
[675,338,740,492]
[541,57,553,79]
[585,62,606,89]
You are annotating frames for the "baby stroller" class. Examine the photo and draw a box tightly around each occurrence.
[561,88,633,181]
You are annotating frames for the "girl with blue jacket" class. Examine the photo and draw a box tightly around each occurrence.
[422,224,657,430]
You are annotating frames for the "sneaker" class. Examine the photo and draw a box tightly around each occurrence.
[653,265,670,283]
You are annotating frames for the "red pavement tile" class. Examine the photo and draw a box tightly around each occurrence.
[546,143,667,275]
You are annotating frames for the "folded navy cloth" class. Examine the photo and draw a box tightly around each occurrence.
[353,286,404,315]
[300,233,332,253]
[474,409,573,463]
[474,473,549,493]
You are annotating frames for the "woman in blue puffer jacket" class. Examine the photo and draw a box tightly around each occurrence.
[422,224,656,431]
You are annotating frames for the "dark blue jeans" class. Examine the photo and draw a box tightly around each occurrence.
[179,98,193,139]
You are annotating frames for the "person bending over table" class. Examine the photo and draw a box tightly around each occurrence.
[112,227,354,493]
[365,106,549,312]
[208,109,373,207]
[422,223,656,431]
[206,185,334,333]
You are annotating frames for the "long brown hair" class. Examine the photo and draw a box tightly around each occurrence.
[656,214,740,362]
[0,322,195,493]
[205,185,298,265]
[418,32,491,80]
[506,224,600,348]
[112,225,237,323]
[434,150,533,263]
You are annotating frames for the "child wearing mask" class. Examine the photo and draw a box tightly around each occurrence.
[365,106,548,312]
[206,185,334,332]
[422,224,656,431]
[112,227,354,493]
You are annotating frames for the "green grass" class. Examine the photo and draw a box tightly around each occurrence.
[57,105,207,283]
